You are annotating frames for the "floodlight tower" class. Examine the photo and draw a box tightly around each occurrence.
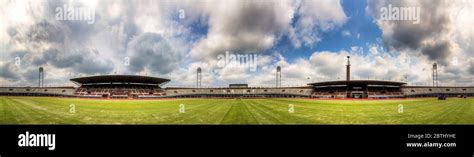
[276,66,281,87]
[38,67,44,87]
[432,63,438,87]
[346,56,351,81]
[197,67,202,88]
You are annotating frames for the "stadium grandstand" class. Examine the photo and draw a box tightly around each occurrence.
[70,75,170,99]
[309,80,405,99]
[402,86,474,98]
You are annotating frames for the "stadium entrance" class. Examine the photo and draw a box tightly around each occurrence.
[351,91,366,98]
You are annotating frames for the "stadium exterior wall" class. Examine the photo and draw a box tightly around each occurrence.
[0,87,76,97]
[1,85,473,99]
[163,87,313,98]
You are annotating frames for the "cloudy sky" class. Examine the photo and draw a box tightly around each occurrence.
[1,0,473,87]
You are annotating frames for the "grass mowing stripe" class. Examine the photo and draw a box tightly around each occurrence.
[220,99,259,124]
[11,98,82,124]
[239,99,260,124]
[256,99,330,124]
[220,99,237,124]
[1,98,21,124]
[243,99,283,124]
[172,99,228,124]
[251,99,306,124]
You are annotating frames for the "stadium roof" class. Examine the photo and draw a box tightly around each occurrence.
[308,80,406,87]
[70,75,170,86]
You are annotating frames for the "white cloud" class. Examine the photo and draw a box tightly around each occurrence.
[189,0,348,60]
[189,0,295,60]
[366,0,473,85]
[294,0,347,47]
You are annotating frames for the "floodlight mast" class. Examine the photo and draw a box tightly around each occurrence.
[346,56,351,81]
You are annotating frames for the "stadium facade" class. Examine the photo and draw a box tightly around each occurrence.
[1,56,473,99]
[1,75,473,99]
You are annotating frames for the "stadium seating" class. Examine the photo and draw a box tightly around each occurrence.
[367,87,404,98]
[311,86,405,99]
[164,87,313,98]
[311,87,348,98]
[74,85,166,99]
[402,87,474,97]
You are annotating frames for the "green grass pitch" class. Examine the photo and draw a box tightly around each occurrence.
[1,96,473,124]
